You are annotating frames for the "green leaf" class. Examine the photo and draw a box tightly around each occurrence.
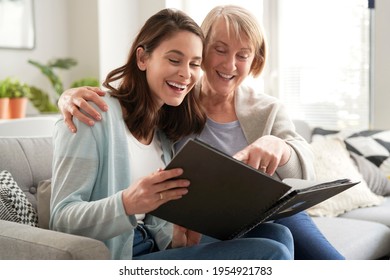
[70,77,100,88]
[48,58,78,69]
[28,59,64,96]
[28,86,59,112]
[27,57,98,109]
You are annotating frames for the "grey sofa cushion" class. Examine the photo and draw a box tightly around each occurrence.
[0,137,53,210]
[313,217,390,260]
[37,179,51,229]
[350,152,390,196]
[293,120,312,142]
[0,220,110,259]
[340,196,390,226]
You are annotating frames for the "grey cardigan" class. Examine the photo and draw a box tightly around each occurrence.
[234,84,315,181]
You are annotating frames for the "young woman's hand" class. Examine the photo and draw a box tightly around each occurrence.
[121,168,190,215]
[58,86,107,132]
[171,224,202,248]
[233,135,291,176]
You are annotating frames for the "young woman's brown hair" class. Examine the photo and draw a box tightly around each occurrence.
[103,9,206,142]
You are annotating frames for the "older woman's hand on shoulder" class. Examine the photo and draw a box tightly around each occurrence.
[58,86,108,132]
[233,135,292,176]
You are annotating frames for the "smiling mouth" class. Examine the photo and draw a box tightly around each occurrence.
[166,81,187,91]
[217,71,234,80]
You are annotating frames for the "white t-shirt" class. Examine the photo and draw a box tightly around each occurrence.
[126,129,165,222]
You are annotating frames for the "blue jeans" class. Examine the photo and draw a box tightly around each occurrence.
[133,223,293,260]
[200,222,294,256]
[274,211,345,260]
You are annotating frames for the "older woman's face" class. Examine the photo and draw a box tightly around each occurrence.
[202,18,254,95]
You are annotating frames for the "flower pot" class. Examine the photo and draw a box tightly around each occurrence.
[0,98,10,119]
[8,97,28,119]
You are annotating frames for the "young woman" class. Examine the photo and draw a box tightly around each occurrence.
[50,8,293,260]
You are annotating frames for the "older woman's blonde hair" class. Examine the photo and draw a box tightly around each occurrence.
[201,5,267,77]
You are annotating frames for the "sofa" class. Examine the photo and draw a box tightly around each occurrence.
[0,118,389,260]
[0,136,110,259]
[0,117,109,259]
[294,120,390,260]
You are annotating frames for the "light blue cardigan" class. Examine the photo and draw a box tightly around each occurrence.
[50,94,173,259]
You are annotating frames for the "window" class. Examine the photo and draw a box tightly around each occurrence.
[269,0,371,131]
[167,0,371,131]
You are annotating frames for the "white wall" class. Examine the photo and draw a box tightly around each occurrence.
[97,0,165,81]
[68,0,99,84]
[0,0,99,115]
[372,0,390,129]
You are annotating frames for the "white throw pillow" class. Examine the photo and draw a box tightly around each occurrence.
[307,136,384,217]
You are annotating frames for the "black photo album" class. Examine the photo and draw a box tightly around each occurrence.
[151,139,358,240]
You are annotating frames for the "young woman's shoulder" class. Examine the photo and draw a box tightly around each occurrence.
[101,92,122,113]
[93,93,124,122]
[75,93,125,137]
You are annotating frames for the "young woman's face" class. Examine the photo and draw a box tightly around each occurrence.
[202,18,254,95]
[138,30,203,107]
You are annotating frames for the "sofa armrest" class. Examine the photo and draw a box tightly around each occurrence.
[0,220,110,260]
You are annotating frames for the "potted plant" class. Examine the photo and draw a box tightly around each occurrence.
[0,77,30,119]
[27,58,99,113]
